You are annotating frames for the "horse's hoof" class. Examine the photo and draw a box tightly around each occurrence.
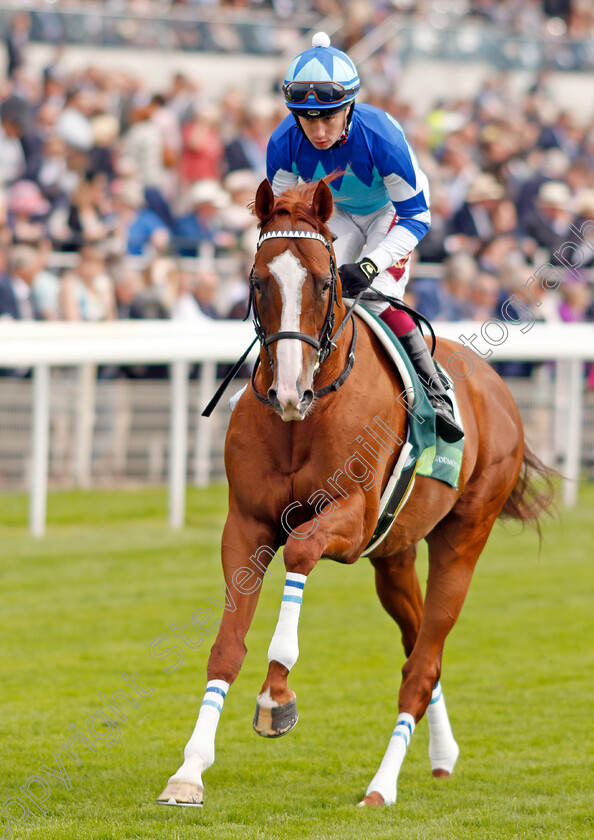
[156,779,204,807]
[432,768,452,778]
[358,791,386,807]
[253,696,298,737]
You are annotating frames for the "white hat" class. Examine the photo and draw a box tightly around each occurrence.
[466,173,504,203]
[223,169,260,195]
[116,179,145,209]
[537,181,571,209]
[189,179,230,209]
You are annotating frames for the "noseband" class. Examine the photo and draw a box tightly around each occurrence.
[247,228,357,405]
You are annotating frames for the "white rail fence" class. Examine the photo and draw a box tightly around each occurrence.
[1,320,593,535]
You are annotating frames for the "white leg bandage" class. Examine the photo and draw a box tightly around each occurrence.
[171,679,229,785]
[364,712,415,806]
[427,681,459,774]
[267,572,307,671]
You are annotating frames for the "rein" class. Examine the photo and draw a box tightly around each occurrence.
[201,229,431,418]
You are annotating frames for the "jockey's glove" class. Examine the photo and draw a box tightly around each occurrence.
[339,258,379,297]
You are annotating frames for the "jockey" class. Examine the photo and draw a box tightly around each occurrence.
[266,33,463,443]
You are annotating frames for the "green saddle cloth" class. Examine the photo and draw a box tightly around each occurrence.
[356,308,436,463]
[356,308,464,490]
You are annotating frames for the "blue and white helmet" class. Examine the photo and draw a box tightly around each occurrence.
[283,32,360,117]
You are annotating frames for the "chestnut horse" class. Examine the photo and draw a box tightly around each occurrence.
[158,179,553,808]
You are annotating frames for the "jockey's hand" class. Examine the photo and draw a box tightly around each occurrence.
[339,258,379,297]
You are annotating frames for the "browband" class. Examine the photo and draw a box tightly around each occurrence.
[257,230,331,249]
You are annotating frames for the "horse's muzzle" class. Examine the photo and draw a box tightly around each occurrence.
[268,388,314,421]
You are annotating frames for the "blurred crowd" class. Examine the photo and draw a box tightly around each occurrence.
[3,1,593,61]
[0,7,593,384]
[6,0,593,38]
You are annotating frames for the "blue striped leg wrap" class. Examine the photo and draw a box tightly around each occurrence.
[200,680,228,715]
[391,713,415,749]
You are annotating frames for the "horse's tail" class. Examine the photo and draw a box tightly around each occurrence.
[499,444,558,537]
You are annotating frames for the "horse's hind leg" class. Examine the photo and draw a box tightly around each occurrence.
[363,506,500,806]
[369,547,458,792]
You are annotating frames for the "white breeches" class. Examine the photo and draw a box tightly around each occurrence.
[329,204,411,315]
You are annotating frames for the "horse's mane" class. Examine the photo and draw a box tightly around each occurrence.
[257,175,341,242]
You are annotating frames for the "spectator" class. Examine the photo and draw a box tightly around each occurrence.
[143,228,178,294]
[439,135,480,214]
[166,73,198,126]
[32,240,61,321]
[179,106,224,186]
[38,135,76,206]
[56,89,94,153]
[433,253,478,321]
[558,278,592,323]
[450,173,505,254]
[171,271,211,322]
[220,168,260,250]
[468,270,500,321]
[173,179,231,257]
[150,93,182,183]
[521,180,574,262]
[0,243,40,320]
[60,245,117,321]
[0,7,590,341]
[4,12,31,80]
[129,266,175,320]
[121,102,166,192]
[223,99,275,177]
[0,95,43,183]
[88,113,119,180]
[49,171,114,252]
[193,268,220,319]
[111,179,169,256]
[568,187,594,269]
[113,267,143,319]
[6,180,50,245]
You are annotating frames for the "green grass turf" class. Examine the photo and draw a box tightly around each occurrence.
[0,483,592,839]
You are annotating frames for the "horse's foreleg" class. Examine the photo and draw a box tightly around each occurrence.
[252,571,306,737]
[370,548,459,783]
[158,512,276,806]
[254,494,367,737]
[362,508,498,806]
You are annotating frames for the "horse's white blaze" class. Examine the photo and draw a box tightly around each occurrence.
[268,250,307,407]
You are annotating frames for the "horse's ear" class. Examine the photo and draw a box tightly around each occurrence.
[254,179,275,222]
[312,179,333,223]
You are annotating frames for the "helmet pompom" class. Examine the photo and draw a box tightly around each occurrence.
[312,32,331,48]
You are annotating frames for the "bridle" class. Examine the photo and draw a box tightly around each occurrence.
[201,224,431,419]
[246,228,358,405]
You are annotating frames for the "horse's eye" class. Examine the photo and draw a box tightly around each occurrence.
[322,279,332,292]
[252,280,261,293]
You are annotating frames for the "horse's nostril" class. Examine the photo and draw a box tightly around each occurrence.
[268,388,279,406]
[301,389,314,408]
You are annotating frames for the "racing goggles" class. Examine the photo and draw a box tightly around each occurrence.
[283,81,357,106]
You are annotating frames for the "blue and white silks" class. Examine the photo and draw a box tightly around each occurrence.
[266,103,431,273]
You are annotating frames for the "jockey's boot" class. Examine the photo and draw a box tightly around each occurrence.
[398,327,464,444]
